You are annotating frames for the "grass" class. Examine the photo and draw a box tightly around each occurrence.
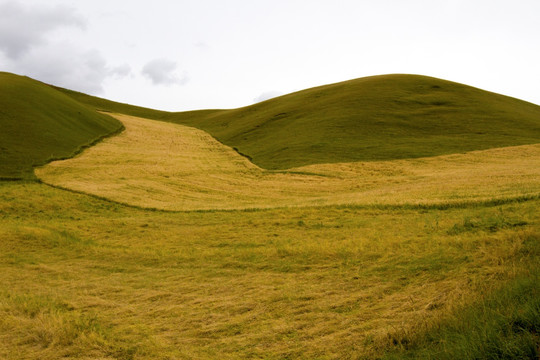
[36,113,540,211]
[164,74,540,169]
[1,72,539,358]
[0,72,123,180]
[55,73,540,170]
[383,255,540,359]
[0,181,538,359]
[52,85,169,120]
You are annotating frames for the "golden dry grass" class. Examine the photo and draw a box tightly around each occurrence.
[6,109,540,359]
[35,114,540,211]
[1,181,538,359]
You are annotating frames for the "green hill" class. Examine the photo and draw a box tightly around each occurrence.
[166,74,540,169]
[37,73,540,170]
[52,85,169,120]
[0,72,123,179]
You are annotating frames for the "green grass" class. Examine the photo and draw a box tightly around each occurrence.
[0,72,123,180]
[54,73,540,170]
[52,85,169,120]
[383,258,540,359]
[166,74,540,169]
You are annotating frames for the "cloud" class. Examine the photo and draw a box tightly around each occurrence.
[7,45,130,94]
[0,1,85,59]
[253,90,283,103]
[142,58,188,86]
[110,64,132,78]
[0,1,130,95]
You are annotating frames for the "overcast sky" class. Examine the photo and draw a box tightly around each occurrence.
[1,0,539,111]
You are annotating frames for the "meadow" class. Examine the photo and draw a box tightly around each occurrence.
[36,114,540,211]
[1,181,538,359]
[1,72,539,359]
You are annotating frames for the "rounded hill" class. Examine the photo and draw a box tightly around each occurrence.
[167,74,540,169]
[0,72,123,179]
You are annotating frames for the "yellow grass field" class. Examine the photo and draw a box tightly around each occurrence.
[35,114,540,211]
[1,181,538,359]
[3,113,540,359]
[3,72,540,359]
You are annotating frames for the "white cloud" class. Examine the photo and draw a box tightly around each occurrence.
[110,64,132,78]
[0,1,85,59]
[0,1,131,94]
[142,58,188,86]
[253,90,283,103]
[8,45,129,94]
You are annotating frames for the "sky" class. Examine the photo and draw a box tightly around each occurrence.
[1,0,539,111]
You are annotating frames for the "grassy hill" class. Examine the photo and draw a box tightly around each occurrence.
[52,85,169,120]
[1,72,539,359]
[56,74,540,170]
[166,74,540,169]
[0,72,123,179]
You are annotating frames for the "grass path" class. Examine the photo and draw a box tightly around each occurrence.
[36,114,540,211]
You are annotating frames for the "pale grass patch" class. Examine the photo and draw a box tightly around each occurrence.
[35,114,540,211]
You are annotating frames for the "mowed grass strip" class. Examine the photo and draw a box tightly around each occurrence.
[36,114,540,211]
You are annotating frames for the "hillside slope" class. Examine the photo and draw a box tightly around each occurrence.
[53,85,169,120]
[36,114,540,211]
[166,74,540,169]
[0,72,123,179]
[47,74,540,170]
